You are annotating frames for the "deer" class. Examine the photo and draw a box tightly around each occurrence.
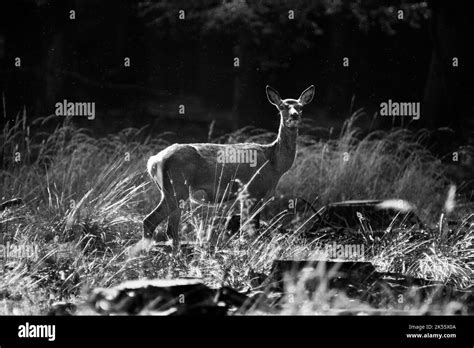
[142,85,315,247]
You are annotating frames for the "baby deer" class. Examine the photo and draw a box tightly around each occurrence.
[143,85,315,246]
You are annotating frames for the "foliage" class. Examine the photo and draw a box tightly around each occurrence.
[138,0,430,69]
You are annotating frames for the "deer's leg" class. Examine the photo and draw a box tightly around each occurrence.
[143,199,184,245]
[166,208,182,247]
[161,181,189,246]
[143,197,170,241]
[143,186,181,241]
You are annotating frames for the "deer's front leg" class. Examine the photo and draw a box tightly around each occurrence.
[166,208,182,247]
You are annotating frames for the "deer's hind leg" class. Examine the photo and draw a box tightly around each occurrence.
[166,208,182,247]
[143,195,169,241]
[143,181,189,243]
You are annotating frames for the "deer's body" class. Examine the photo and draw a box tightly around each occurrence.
[143,85,315,246]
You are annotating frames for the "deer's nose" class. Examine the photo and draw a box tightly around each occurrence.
[289,111,299,118]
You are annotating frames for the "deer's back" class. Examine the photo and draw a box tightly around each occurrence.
[151,142,282,201]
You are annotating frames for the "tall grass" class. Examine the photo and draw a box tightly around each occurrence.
[277,112,449,222]
[0,112,472,315]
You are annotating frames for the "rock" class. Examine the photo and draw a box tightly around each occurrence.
[88,278,216,314]
[304,199,425,239]
[87,278,252,315]
[372,274,474,310]
[48,301,77,316]
[269,259,378,292]
[216,286,249,308]
[268,259,474,312]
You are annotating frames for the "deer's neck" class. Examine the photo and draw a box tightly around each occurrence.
[270,116,298,174]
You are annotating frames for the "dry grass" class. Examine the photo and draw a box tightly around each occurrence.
[0,112,472,315]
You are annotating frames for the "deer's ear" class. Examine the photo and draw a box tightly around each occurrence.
[299,85,315,105]
[266,85,282,107]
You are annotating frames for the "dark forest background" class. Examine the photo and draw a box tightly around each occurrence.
[0,0,473,151]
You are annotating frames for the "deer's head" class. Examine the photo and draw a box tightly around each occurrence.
[266,85,315,129]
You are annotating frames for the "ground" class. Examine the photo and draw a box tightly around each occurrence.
[0,114,472,315]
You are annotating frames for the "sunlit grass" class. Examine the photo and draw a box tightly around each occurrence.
[0,112,472,315]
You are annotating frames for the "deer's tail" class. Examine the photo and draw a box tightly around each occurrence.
[147,155,164,195]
